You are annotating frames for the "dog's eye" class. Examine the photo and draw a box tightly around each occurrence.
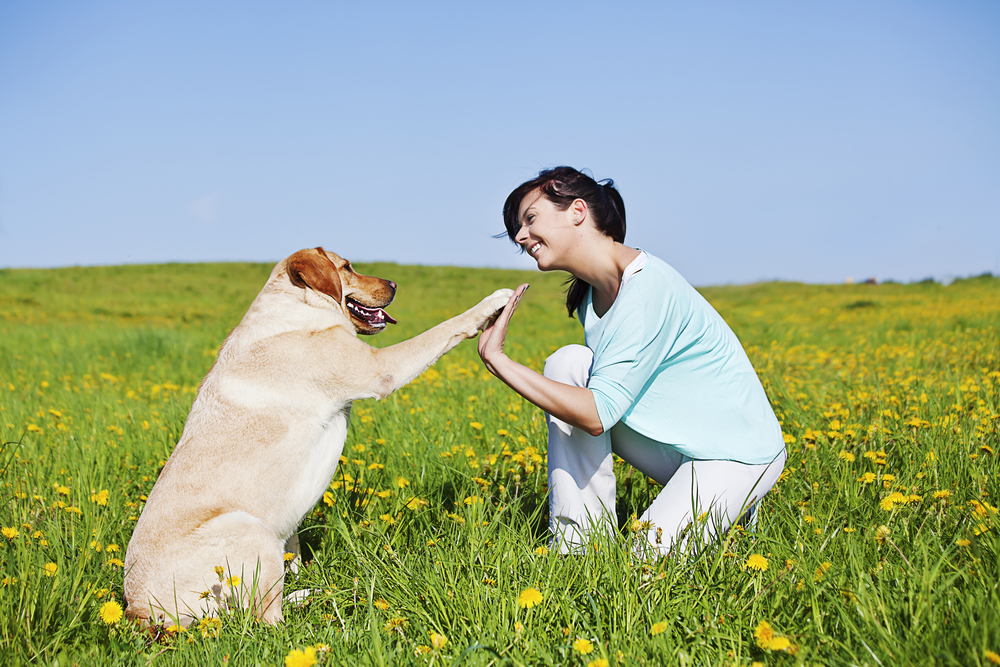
[343,262,353,272]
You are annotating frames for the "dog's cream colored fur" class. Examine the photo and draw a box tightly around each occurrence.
[123,247,512,627]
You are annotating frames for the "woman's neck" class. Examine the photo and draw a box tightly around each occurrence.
[579,241,641,317]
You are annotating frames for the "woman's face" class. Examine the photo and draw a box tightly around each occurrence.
[513,189,583,271]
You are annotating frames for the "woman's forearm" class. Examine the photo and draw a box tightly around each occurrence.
[489,354,605,436]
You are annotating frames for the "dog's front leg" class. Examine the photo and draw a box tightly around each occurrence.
[364,288,513,398]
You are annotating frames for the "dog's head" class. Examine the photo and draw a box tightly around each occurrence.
[284,247,397,335]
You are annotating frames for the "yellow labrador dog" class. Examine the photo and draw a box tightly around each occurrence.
[123,247,513,627]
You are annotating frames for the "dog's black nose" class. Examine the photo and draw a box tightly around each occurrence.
[388,281,397,291]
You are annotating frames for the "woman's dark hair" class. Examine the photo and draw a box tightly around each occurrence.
[501,166,627,318]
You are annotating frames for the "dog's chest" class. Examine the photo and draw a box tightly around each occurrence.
[285,404,352,522]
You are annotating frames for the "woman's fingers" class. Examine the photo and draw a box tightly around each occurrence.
[493,283,529,331]
[478,283,528,368]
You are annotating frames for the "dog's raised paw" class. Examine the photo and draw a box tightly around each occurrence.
[482,289,515,312]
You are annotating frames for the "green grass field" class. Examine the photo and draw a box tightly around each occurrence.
[1,262,998,666]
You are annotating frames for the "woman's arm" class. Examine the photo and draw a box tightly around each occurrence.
[478,284,605,437]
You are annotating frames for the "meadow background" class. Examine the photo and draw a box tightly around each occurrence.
[1,262,998,666]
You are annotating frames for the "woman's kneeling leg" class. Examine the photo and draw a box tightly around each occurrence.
[639,452,786,555]
[544,345,616,553]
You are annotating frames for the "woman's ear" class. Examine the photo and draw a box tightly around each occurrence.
[571,198,589,225]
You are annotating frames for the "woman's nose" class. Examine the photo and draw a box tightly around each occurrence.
[514,225,528,244]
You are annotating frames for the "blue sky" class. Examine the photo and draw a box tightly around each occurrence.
[1,1,997,285]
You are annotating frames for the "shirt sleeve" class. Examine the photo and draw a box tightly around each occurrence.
[587,279,682,432]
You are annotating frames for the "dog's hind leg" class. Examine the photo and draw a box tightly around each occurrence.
[194,511,287,624]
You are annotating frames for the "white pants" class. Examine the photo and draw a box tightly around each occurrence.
[544,345,786,556]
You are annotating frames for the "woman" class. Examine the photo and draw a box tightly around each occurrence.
[478,166,786,555]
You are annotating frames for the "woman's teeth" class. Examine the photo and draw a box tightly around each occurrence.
[529,243,541,256]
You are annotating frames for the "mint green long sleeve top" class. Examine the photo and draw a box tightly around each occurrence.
[579,252,785,465]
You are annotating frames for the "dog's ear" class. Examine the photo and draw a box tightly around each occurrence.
[287,247,343,302]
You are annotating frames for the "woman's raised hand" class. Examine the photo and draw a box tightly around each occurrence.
[478,283,529,377]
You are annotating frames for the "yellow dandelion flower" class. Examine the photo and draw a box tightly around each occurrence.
[814,561,832,581]
[534,546,549,556]
[768,636,792,652]
[880,492,907,511]
[516,587,543,609]
[284,552,296,562]
[90,489,110,506]
[2,527,18,540]
[384,617,407,632]
[430,632,447,649]
[44,562,57,577]
[198,616,222,638]
[380,514,396,525]
[99,600,123,624]
[284,646,318,667]
[745,554,769,572]
[397,476,409,489]
[858,472,876,484]
[470,422,483,430]
[985,650,1000,665]
[875,525,890,544]
[406,497,427,510]
[933,490,952,500]
[838,450,855,462]
[587,660,610,667]
[754,620,774,649]
[573,638,594,654]
[651,621,668,635]
[214,565,225,580]
[374,598,389,610]
[226,576,241,587]
[957,539,972,547]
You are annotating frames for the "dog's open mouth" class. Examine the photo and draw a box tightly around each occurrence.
[346,298,397,328]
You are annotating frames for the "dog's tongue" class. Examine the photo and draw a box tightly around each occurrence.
[381,309,397,325]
